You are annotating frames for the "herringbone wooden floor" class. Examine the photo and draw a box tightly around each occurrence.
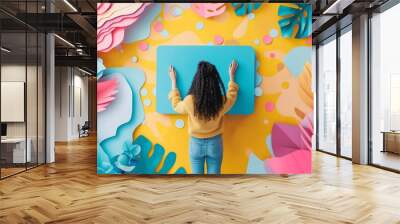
[1,135,400,224]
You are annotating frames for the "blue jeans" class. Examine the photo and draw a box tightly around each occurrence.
[189,135,223,174]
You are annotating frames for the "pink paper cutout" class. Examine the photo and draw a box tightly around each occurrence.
[270,113,313,157]
[266,113,313,174]
[192,3,226,18]
[265,150,312,174]
[97,3,151,52]
[98,78,118,112]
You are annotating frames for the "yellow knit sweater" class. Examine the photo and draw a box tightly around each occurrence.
[168,81,239,139]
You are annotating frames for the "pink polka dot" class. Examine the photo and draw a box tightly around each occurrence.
[265,102,275,112]
[214,35,224,45]
[153,21,164,33]
[139,42,149,51]
[269,52,276,58]
[263,35,272,45]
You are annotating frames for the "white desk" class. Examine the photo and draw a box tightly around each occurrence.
[1,138,31,163]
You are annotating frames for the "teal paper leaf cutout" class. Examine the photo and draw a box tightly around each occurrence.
[278,3,312,39]
[130,135,187,174]
[231,3,261,16]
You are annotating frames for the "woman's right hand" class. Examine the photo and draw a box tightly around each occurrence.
[169,65,177,89]
[229,60,238,81]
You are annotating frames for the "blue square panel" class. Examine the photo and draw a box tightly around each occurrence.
[156,45,255,115]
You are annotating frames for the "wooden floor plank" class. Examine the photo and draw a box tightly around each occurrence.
[0,135,400,223]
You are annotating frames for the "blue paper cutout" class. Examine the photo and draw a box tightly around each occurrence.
[172,7,183,17]
[265,135,274,157]
[124,4,162,43]
[98,67,145,174]
[256,74,263,86]
[231,3,262,16]
[255,87,263,97]
[112,141,141,172]
[283,46,312,77]
[278,4,311,39]
[97,58,105,79]
[131,135,187,174]
[246,153,267,174]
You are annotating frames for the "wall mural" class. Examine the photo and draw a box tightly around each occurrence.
[97,3,313,174]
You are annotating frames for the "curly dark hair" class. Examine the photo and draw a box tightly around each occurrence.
[188,61,226,121]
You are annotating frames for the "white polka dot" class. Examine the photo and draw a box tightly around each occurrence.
[153,88,157,96]
[248,13,255,20]
[270,29,278,38]
[144,99,151,106]
[161,30,169,37]
[254,39,260,45]
[140,88,148,96]
[131,56,138,63]
[196,22,204,30]
[175,119,185,129]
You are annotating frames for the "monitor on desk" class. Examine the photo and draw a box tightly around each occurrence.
[1,123,7,138]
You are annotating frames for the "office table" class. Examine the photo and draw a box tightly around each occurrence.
[1,138,32,163]
[381,131,400,154]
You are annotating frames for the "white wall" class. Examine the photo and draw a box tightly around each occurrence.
[54,67,89,141]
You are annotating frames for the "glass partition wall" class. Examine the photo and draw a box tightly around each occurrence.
[0,2,46,179]
[370,3,400,172]
[316,27,353,159]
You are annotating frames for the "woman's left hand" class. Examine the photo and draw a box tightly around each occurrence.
[169,65,177,89]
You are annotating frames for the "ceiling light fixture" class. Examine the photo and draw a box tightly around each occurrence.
[63,0,78,12]
[78,67,93,76]
[322,0,354,15]
[1,47,11,53]
[54,34,75,48]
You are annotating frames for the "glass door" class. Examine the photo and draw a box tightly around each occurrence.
[317,36,337,154]
[339,27,353,159]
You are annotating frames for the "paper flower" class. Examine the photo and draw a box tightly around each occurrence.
[97,3,151,52]
[112,141,141,172]
[192,3,226,18]
[231,3,261,16]
[97,78,118,112]
[278,3,312,38]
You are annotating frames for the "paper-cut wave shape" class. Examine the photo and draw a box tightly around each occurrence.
[97,78,118,112]
[97,3,151,52]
